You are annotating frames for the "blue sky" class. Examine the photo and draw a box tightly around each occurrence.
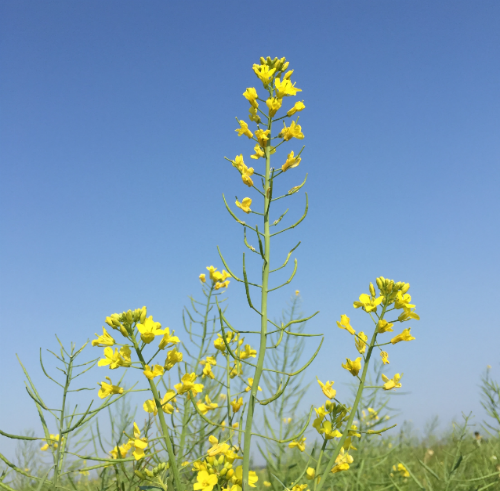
[1,1,499,458]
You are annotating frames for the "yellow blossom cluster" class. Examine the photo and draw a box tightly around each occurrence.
[200,265,231,290]
[109,422,148,461]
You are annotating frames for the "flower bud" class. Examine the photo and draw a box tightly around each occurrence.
[220,468,228,476]
[283,69,294,80]
[227,469,234,479]
[282,61,289,71]
[134,470,147,480]
[402,283,410,294]
[125,310,134,323]
[369,282,376,298]
[207,456,215,465]
[306,467,315,480]
[260,57,266,64]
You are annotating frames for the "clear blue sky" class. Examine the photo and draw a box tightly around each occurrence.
[1,1,499,458]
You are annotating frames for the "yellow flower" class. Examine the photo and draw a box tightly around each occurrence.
[342,357,362,376]
[161,390,177,414]
[255,129,270,147]
[235,120,253,139]
[199,274,206,283]
[398,308,420,322]
[194,470,218,491]
[98,346,132,369]
[207,435,230,457]
[281,151,301,172]
[306,468,315,480]
[248,106,261,123]
[243,87,259,108]
[317,420,342,440]
[287,101,305,117]
[266,97,282,117]
[376,319,394,334]
[252,63,276,85]
[380,351,390,365]
[394,292,415,311]
[143,398,158,415]
[392,463,410,478]
[174,372,204,396]
[295,290,300,295]
[275,77,302,97]
[197,395,218,415]
[181,461,190,467]
[353,293,384,313]
[279,121,304,141]
[214,280,230,290]
[283,417,292,424]
[202,363,214,379]
[136,316,165,344]
[158,328,180,350]
[231,465,258,491]
[263,482,271,487]
[98,377,124,399]
[143,364,164,380]
[250,144,265,160]
[355,332,368,354]
[288,437,306,452]
[317,379,336,399]
[92,327,115,347]
[231,397,243,413]
[110,441,132,459]
[231,155,255,187]
[40,434,60,451]
[331,447,353,473]
[132,422,148,460]
[390,328,415,344]
[382,373,402,390]
[239,344,257,359]
[164,347,183,370]
[336,315,356,335]
[235,197,252,214]
[244,377,262,392]
[291,485,308,491]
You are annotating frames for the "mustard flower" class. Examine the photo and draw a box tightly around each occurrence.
[158,328,180,349]
[281,150,301,172]
[255,128,270,147]
[199,274,206,283]
[317,420,342,440]
[355,332,368,355]
[231,465,258,491]
[231,397,243,413]
[353,293,384,313]
[110,441,132,459]
[380,351,390,365]
[98,377,124,399]
[92,327,115,347]
[392,463,410,478]
[287,101,305,117]
[283,417,292,424]
[288,437,306,452]
[306,468,315,480]
[235,120,253,139]
[131,422,148,460]
[174,372,204,396]
[266,97,282,117]
[98,346,132,369]
[252,63,276,85]
[235,197,252,214]
[143,398,158,415]
[390,328,415,344]
[342,357,362,377]
[275,77,302,98]
[248,106,261,123]
[214,280,230,290]
[242,168,254,187]
[242,87,258,108]
[164,347,183,370]
[239,344,257,359]
[137,316,165,344]
[317,379,336,399]
[331,447,353,473]
[207,435,230,457]
[197,395,218,415]
[376,319,394,334]
[244,377,262,392]
[394,291,415,310]
[161,390,177,414]
[202,363,214,379]
[279,121,304,141]
[250,144,265,160]
[40,434,60,451]
[336,314,356,335]
[398,308,420,322]
[291,485,308,491]
[143,364,164,380]
[194,470,218,491]
[382,373,402,390]
[105,313,129,338]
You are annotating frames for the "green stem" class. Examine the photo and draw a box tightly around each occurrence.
[314,304,387,491]
[242,109,273,491]
[131,334,184,491]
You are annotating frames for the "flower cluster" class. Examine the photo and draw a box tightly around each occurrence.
[200,266,231,290]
